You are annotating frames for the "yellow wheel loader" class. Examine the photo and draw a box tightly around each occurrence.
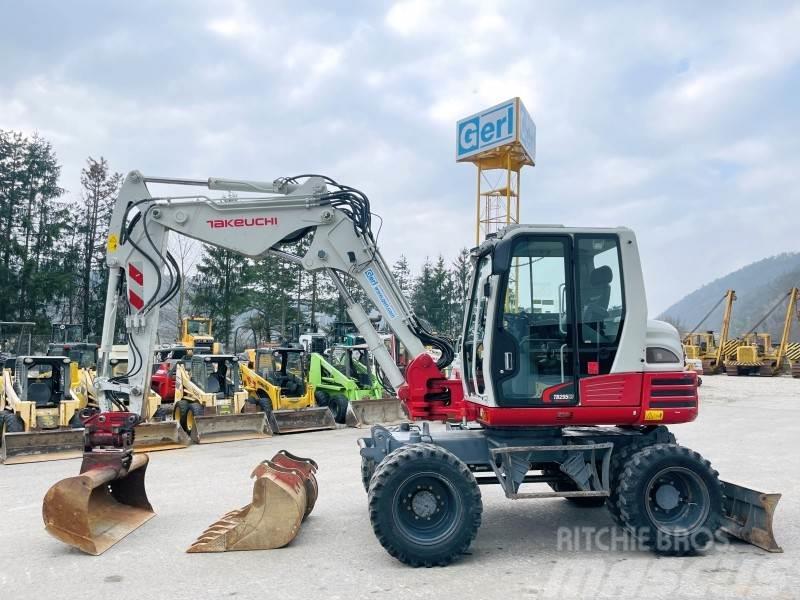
[180,316,221,354]
[239,347,335,433]
[174,354,271,443]
[0,356,87,464]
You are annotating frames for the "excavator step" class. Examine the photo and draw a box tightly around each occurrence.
[1,428,85,465]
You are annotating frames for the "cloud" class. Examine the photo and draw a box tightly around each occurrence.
[1,1,799,315]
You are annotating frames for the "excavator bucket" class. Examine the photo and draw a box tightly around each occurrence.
[720,481,782,552]
[191,413,272,444]
[2,429,85,465]
[268,407,335,434]
[133,421,191,452]
[42,452,154,555]
[345,398,408,428]
[187,451,318,553]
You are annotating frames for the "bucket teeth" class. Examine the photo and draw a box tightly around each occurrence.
[187,451,318,553]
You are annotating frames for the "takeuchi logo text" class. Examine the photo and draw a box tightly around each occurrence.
[207,217,278,228]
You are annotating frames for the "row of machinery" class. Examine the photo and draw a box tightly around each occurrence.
[682,288,800,377]
[38,171,780,564]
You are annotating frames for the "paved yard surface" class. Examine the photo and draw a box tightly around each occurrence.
[1,375,797,599]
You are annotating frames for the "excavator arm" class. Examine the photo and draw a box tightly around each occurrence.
[95,171,452,419]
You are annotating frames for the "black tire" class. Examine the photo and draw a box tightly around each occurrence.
[255,390,273,414]
[331,394,348,424]
[361,455,376,492]
[617,443,722,555]
[175,399,190,432]
[544,467,607,507]
[368,442,482,567]
[178,401,204,433]
[607,431,676,525]
[314,389,331,408]
[68,412,84,428]
[5,413,24,433]
[0,411,7,447]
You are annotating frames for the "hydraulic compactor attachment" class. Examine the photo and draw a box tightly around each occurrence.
[42,412,155,555]
[187,450,318,552]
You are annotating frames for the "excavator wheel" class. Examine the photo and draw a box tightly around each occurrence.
[617,443,722,555]
[361,455,376,492]
[368,442,482,567]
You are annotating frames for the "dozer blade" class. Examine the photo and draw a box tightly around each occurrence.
[720,480,782,553]
[268,407,335,434]
[43,452,154,555]
[2,429,85,465]
[191,413,272,444]
[345,398,408,428]
[133,421,191,453]
[187,454,315,552]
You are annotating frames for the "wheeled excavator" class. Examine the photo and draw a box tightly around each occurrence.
[43,172,781,562]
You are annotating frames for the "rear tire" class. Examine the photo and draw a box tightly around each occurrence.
[314,389,330,408]
[330,394,348,424]
[368,442,482,567]
[5,414,24,433]
[178,401,204,434]
[617,443,722,555]
[255,390,273,414]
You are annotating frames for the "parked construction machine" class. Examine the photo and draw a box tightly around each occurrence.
[239,346,335,433]
[681,289,738,375]
[180,316,221,354]
[42,171,780,562]
[173,354,270,443]
[726,288,800,376]
[0,356,87,464]
[308,344,406,426]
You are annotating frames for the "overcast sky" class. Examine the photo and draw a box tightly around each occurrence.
[2,1,798,314]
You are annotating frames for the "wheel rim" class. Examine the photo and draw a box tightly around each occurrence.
[644,466,710,535]
[392,471,462,546]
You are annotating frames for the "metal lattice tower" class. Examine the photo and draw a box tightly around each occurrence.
[456,98,536,245]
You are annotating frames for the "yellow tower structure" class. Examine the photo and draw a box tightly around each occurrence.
[456,98,536,244]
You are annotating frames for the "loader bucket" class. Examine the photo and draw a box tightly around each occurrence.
[187,456,314,552]
[42,452,154,555]
[2,429,85,465]
[268,407,335,434]
[345,398,408,428]
[133,421,191,452]
[720,480,782,552]
[191,413,272,444]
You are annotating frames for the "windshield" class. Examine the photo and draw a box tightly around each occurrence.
[462,253,491,395]
[187,319,210,335]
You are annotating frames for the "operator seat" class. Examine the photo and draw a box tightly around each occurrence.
[582,266,613,331]
[27,381,54,408]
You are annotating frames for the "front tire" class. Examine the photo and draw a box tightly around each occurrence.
[617,443,722,555]
[368,442,482,567]
[330,394,348,424]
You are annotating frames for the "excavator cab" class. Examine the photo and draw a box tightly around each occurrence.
[0,356,85,464]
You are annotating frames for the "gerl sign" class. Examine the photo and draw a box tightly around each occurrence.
[456,97,536,164]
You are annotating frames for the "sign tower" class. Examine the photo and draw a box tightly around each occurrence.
[456,98,536,244]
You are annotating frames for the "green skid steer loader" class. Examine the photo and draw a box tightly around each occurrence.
[308,345,407,427]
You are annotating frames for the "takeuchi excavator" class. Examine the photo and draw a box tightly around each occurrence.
[42,172,782,562]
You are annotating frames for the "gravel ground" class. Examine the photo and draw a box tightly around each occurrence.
[0,374,797,599]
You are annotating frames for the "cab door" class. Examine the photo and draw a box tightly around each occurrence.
[490,235,578,407]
